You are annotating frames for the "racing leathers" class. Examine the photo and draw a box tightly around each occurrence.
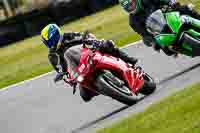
[129,0,200,56]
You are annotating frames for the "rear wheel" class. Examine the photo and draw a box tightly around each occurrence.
[96,71,138,106]
[138,73,156,95]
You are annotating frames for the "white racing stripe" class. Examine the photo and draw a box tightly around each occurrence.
[0,41,142,91]
[123,40,143,48]
[0,71,54,91]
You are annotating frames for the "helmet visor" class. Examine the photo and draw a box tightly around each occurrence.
[128,0,136,13]
[42,37,52,48]
[122,0,136,13]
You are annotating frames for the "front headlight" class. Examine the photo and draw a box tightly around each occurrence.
[77,75,84,83]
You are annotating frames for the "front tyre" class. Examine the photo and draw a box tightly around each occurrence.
[139,73,156,95]
[96,71,138,106]
[79,87,94,102]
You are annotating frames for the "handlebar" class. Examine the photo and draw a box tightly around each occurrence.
[65,38,102,48]
[65,39,83,45]
[64,31,102,49]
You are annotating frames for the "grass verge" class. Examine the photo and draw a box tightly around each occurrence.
[97,83,200,133]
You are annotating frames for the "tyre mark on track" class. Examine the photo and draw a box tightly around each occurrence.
[158,63,200,85]
[71,106,129,133]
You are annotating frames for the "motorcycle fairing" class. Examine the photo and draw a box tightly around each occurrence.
[66,47,144,94]
[166,12,182,33]
[92,51,144,93]
[155,34,177,47]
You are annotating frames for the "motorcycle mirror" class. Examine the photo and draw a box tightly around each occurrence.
[82,30,90,48]
[82,30,90,40]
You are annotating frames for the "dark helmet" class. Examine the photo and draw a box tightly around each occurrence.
[41,24,63,49]
[119,0,143,14]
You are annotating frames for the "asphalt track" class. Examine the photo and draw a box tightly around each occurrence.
[0,42,199,133]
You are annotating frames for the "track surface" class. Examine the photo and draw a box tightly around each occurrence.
[0,42,199,133]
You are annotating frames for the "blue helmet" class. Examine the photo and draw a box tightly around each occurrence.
[41,24,62,49]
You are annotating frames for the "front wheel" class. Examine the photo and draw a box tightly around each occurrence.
[96,71,138,106]
[138,73,156,95]
[79,87,93,102]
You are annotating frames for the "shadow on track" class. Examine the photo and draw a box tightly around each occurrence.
[158,63,200,85]
[71,105,129,133]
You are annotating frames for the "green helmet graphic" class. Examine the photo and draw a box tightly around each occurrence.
[119,0,143,14]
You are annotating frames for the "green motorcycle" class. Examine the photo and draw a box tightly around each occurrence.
[146,9,200,57]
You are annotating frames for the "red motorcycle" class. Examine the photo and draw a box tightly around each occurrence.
[55,38,156,105]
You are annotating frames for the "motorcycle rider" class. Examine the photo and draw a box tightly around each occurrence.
[41,24,138,102]
[119,0,200,56]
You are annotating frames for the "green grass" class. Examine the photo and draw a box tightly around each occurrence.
[97,83,200,133]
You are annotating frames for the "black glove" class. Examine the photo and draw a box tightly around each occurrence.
[83,39,101,49]
[91,40,102,49]
[64,78,77,87]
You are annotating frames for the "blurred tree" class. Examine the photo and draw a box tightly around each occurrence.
[0,5,6,20]
[1,0,13,17]
[0,0,25,17]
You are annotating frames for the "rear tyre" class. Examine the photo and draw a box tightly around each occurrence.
[139,73,156,95]
[96,72,138,106]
